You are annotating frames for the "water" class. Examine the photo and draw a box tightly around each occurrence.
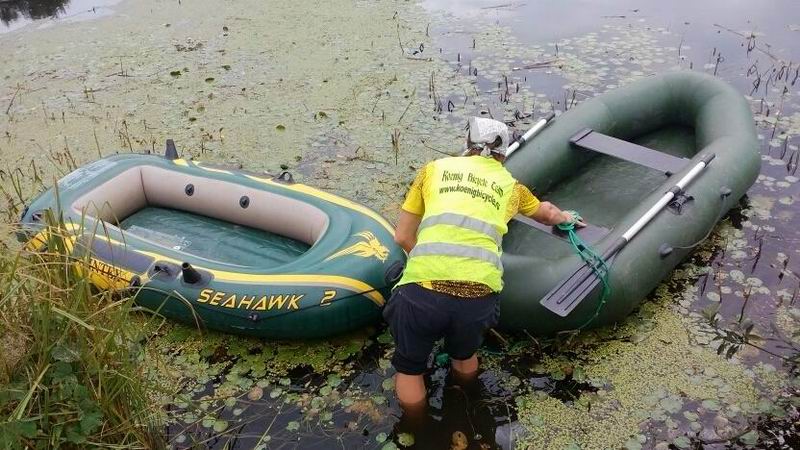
[0,0,120,33]
[1,0,799,449]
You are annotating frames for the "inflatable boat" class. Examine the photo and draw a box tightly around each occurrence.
[500,71,760,335]
[19,146,405,339]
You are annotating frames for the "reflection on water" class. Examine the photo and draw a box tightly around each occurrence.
[0,0,70,26]
[0,0,118,33]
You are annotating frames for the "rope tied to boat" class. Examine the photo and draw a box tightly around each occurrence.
[556,211,611,330]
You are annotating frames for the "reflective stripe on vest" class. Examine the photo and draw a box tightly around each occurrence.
[418,213,502,246]
[396,156,518,292]
[409,242,503,271]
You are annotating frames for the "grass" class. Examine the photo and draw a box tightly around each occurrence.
[0,218,164,449]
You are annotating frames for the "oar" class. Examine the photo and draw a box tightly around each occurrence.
[506,112,555,157]
[539,152,716,317]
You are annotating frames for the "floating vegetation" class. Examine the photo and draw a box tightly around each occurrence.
[1,0,799,448]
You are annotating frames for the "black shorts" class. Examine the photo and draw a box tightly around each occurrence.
[382,283,500,375]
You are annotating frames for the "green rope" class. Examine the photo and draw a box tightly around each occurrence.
[557,211,612,330]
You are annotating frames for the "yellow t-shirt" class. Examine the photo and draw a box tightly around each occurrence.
[401,161,540,221]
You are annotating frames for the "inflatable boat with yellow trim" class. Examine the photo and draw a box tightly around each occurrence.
[19,145,405,339]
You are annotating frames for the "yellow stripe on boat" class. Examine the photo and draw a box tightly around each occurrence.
[135,250,386,306]
[245,175,395,235]
[194,161,232,174]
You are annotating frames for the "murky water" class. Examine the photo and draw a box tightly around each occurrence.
[1,0,799,449]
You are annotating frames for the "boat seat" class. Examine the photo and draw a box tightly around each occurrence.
[512,214,609,245]
[570,128,689,176]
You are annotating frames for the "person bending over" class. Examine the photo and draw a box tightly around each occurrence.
[383,117,584,410]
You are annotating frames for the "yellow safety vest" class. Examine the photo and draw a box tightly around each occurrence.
[398,156,517,292]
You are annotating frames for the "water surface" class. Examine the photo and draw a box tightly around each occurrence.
[1,0,799,449]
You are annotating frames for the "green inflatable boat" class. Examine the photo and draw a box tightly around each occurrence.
[501,71,760,335]
[19,147,405,339]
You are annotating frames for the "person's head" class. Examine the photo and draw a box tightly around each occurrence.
[463,117,510,162]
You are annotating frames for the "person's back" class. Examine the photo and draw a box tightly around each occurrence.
[384,117,582,412]
[397,155,517,292]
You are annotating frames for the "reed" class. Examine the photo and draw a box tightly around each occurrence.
[0,215,164,449]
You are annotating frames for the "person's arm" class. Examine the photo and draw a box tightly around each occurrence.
[529,201,586,227]
[514,183,585,227]
[395,210,422,253]
[395,164,428,252]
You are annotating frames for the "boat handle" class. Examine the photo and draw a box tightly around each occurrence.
[276,171,295,184]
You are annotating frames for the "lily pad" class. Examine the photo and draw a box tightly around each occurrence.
[248,386,264,401]
[739,430,759,446]
[326,374,343,387]
[701,399,721,411]
[672,436,691,449]
[659,396,683,414]
[682,411,699,421]
[213,420,228,433]
[397,432,415,447]
[623,437,642,450]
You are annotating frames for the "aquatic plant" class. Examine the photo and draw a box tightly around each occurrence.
[0,216,162,448]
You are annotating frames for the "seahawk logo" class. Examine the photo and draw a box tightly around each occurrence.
[325,231,389,262]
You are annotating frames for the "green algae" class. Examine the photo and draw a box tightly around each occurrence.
[2,0,800,448]
[513,284,764,449]
[0,0,464,224]
[506,217,797,448]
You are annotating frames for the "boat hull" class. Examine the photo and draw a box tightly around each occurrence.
[19,154,406,339]
[500,71,760,335]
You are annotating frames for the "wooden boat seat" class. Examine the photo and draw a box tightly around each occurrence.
[570,128,690,176]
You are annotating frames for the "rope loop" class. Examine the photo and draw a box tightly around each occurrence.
[556,210,611,330]
[556,210,582,231]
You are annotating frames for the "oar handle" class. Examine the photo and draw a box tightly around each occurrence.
[506,112,555,157]
[600,237,627,260]
[621,153,716,242]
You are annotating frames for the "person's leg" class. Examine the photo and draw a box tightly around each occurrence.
[451,354,479,379]
[443,293,499,383]
[383,284,449,409]
[395,373,427,409]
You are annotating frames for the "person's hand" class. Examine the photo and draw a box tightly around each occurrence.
[560,210,587,228]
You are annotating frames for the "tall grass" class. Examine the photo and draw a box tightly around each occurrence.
[0,220,164,449]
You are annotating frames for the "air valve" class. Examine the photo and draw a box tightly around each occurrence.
[181,262,202,284]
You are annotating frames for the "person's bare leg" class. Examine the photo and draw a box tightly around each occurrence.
[450,354,479,383]
[395,373,427,411]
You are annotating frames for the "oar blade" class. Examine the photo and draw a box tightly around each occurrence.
[538,261,602,317]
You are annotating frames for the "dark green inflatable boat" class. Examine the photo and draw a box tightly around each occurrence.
[501,71,760,335]
[19,149,405,339]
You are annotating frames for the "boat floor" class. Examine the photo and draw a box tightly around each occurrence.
[119,207,310,268]
[504,126,697,259]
